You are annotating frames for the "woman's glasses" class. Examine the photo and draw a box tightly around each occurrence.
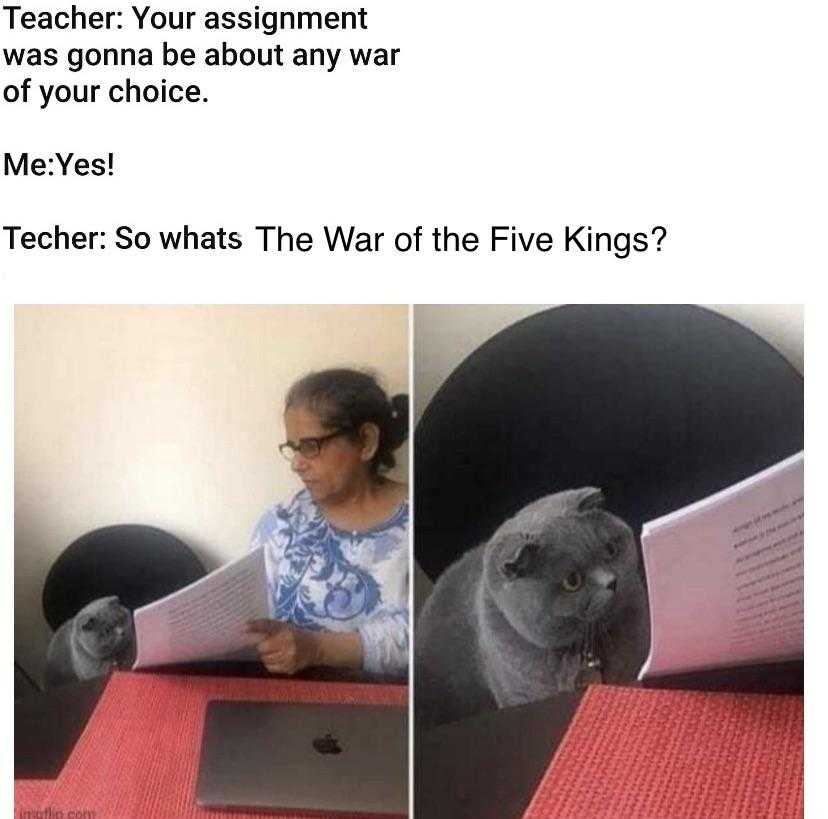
[278,429,351,461]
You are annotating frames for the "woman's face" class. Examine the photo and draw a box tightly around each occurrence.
[283,404,374,504]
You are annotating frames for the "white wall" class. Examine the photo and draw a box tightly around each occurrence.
[414,305,804,422]
[15,305,409,681]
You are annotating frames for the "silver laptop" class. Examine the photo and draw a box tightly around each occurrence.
[196,700,408,815]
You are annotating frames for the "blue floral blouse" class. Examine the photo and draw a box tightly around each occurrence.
[250,490,409,676]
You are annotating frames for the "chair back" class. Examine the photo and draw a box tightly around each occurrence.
[42,524,207,630]
[415,305,803,580]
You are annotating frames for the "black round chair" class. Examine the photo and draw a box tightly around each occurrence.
[42,524,207,630]
[415,305,803,581]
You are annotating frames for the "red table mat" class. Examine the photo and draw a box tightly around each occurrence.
[36,671,407,819]
[522,684,803,819]
[14,779,53,812]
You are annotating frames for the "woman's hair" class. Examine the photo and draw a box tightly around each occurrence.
[285,369,409,473]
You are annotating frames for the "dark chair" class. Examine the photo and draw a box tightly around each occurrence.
[415,305,803,581]
[42,524,207,630]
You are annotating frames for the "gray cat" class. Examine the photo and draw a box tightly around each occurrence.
[415,488,650,727]
[44,596,136,689]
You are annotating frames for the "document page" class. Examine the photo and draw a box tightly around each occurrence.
[133,546,269,669]
[639,452,803,679]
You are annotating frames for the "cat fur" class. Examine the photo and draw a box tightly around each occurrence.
[415,488,650,727]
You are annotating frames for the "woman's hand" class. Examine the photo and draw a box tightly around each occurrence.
[246,619,322,675]
[246,619,363,674]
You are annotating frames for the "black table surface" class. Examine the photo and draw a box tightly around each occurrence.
[16,675,109,779]
[643,658,804,695]
[415,692,583,819]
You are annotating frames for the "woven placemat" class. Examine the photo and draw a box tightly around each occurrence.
[37,671,407,819]
[522,684,802,819]
[14,779,53,813]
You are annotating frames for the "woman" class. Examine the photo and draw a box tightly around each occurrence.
[247,368,409,678]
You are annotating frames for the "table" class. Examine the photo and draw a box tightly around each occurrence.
[16,675,109,779]
[15,668,407,818]
[15,661,400,779]
[522,685,803,819]
[415,692,582,819]
[414,663,803,819]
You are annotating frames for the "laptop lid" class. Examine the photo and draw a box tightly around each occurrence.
[196,700,408,816]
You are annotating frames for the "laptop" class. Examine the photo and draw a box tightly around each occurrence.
[196,700,408,815]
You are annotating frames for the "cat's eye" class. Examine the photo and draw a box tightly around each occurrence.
[562,571,583,592]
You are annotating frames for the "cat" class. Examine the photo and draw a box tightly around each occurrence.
[44,596,136,689]
[415,488,650,728]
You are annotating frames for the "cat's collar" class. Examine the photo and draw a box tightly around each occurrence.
[559,623,604,688]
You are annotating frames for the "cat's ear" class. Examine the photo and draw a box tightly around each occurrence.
[500,540,538,580]
[574,487,605,512]
[81,616,98,632]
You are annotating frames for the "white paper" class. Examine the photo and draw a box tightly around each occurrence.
[132,546,270,669]
[638,452,803,680]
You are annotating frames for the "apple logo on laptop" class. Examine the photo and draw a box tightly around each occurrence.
[313,733,343,755]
